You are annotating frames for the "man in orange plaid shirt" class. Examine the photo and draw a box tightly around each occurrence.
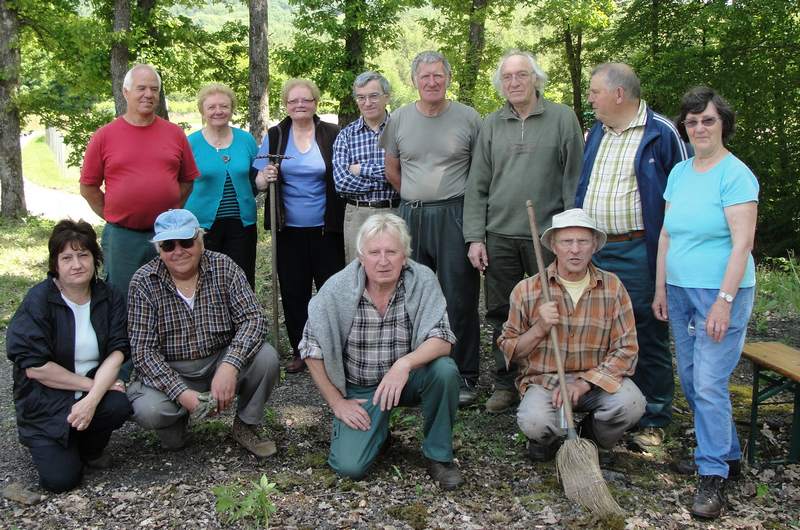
[498,208,645,462]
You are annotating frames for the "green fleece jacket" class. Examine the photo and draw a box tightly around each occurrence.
[463,97,584,241]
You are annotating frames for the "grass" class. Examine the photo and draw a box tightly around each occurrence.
[753,252,800,333]
[21,135,81,194]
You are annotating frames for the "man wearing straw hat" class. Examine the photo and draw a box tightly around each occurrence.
[498,208,645,461]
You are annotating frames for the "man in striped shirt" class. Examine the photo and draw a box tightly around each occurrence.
[498,208,645,462]
[333,71,399,263]
[575,63,690,450]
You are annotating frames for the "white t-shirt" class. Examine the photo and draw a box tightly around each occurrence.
[62,294,100,398]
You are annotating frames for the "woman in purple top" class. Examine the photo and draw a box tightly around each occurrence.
[255,78,345,373]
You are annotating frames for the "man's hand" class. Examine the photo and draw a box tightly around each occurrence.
[178,389,201,413]
[67,395,99,431]
[373,357,411,411]
[349,163,361,176]
[536,301,559,335]
[552,379,591,409]
[467,242,489,272]
[211,363,239,412]
[332,398,371,431]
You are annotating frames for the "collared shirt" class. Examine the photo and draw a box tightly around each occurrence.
[332,113,397,201]
[299,278,455,386]
[128,250,267,401]
[582,100,648,234]
[498,262,638,396]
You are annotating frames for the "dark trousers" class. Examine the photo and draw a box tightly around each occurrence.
[204,218,258,289]
[276,227,345,353]
[27,391,132,493]
[485,233,553,390]
[593,237,673,428]
[398,197,480,383]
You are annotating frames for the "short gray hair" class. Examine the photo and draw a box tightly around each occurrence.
[492,50,548,97]
[411,51,451,87]
[591,63,640,100]
[123,64,162,92]
[356,213,412,259]
[352,71,391,98]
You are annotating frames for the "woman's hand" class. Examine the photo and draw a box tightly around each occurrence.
[68,395,99,431]
[652,287,669,321]
[255,164,279,192]
[706,298,732,342]
[109,380,126,393]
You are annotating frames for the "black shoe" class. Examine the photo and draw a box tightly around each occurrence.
[458,379,478,408]
[527,439,560,462]
[691,475,726,520]
[672,458,741,480]
[427,459,463,490]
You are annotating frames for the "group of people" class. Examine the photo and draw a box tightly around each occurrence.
[7,50,758,521]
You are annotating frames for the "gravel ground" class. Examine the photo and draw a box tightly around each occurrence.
[1,317,799,529]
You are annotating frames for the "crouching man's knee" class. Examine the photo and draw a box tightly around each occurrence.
[516,385,559,444]
[126,381,184,431]
[329,453,374,481]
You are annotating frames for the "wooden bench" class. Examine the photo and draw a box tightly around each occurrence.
[742,341,800,466]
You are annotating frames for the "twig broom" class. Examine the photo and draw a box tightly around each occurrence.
[525,200,623,516]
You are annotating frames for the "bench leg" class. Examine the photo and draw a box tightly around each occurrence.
[790,382,799,464]
[747,363,761,467]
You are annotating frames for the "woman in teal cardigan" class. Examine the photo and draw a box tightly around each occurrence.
[186,83,259,287]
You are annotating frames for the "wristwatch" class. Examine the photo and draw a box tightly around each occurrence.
[718,290,734,303]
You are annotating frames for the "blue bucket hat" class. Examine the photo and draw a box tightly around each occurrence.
[151,209,200,242]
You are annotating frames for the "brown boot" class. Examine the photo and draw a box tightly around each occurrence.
[232,417,277,458]
[286,356,306,373]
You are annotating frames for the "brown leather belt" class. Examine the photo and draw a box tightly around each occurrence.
[606,230,645,242]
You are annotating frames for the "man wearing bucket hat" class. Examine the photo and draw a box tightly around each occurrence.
[498,208,645,461]
[126,209,280,457]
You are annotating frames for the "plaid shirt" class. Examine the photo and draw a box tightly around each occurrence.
[129,250,267,400]
[300,278,455,386]
[498,262,638,396]
[582,100,648,234]
[332,113,398,201]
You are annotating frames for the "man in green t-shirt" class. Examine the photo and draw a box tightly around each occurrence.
[381,50,482,407]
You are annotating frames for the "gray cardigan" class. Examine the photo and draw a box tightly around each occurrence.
[306,259,449,396]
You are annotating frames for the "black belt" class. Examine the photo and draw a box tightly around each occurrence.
[345,198,400,209]
[606,230,646,242]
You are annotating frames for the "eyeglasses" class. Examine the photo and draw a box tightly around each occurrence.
[355,93,385,104]
[555,238,593,249]
[683,116,719,129]
[501,71,533,83]
[159,235,197,252]
[287,97,315,106]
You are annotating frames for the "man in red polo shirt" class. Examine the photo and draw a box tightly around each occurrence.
[80,63,198,303]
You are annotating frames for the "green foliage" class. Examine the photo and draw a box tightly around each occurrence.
[213,474,278,528]
[277,0,419,124]
[754,252,800,332]
[613,0,800,257]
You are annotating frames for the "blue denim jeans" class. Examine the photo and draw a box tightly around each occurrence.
[667,285,754,478]
[593,237,672,427]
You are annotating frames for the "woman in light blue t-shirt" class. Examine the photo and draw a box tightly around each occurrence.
[652,87,758,520]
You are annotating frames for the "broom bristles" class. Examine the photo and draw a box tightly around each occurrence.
[555,438,624,516]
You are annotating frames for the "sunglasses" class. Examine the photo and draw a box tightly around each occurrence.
[159,235,197,252]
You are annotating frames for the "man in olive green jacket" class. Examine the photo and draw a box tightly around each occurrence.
[463,50,584,413]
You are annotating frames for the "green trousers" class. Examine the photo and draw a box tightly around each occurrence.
[328,356,460,479]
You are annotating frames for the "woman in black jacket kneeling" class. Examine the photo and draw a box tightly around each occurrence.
[7,219,132,493]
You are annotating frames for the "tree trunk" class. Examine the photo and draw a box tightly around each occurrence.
[458,0,487,107]
[248,0,269,142]
[136,0,169,120]
[563,25,584,129]
[338,0,367,128]
[0,0,26,217]
[111,0,131,116]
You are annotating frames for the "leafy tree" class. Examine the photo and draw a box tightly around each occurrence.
[278,0,417,127]
[526,0,614,128]
[0,0,25,217]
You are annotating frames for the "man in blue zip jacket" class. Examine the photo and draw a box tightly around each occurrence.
[575,63,690,450]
